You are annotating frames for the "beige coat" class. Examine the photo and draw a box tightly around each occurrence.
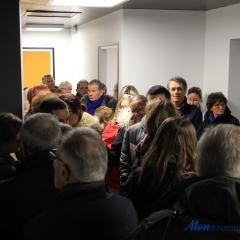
[77,112,102,132]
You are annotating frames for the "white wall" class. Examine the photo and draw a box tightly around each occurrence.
[70,10,122,93]
[122,10,206,95]
[204,3,240,100]
[22,29,72,87]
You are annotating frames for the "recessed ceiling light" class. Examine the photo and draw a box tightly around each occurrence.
[24,10,81,18]
[24,24,64,31]
[46,0,129,8]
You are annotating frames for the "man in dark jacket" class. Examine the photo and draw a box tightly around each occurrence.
[167,76,202,139]
[127,124,240,240]
[23,127,138,240]
[0,113,61,240]
[81,79,117,115]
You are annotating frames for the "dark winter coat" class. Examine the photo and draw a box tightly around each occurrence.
[23,182,139,240]
[0,150,58,240]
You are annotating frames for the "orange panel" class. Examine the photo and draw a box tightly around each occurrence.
[23,51,51,88]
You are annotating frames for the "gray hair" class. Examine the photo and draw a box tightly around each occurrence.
[59,81,72,89]
[196,124,240,178]
[77,79,88,89]
[21,113,62,153]
[59,127,107,183]
[167,76,187,90]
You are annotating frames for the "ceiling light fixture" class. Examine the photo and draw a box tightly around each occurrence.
[24,24,64,31]
[46,0,129,8]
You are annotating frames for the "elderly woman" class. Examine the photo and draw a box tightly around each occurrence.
[59,81,72,94]
[203,92,239,129]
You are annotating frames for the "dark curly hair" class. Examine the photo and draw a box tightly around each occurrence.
[206,92,227,111]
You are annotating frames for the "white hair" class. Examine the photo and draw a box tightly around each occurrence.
[59,81,72,88]
[59,127,107,183]
[196,124,240,178]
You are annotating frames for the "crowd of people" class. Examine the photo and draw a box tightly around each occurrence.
[0,73,240,240]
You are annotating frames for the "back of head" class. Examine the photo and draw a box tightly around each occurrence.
[141,117,196,193]
[39,97,67,114]
[59,127,107,183]
[88,79,103,90]
[167,76,187,90]
[196,124,240,178]
[0,113,22,144]
[146,85,170,100]
[59,94,82,114]
[21,113,62,153]
[119,85,139,98]
[31,92,57,113]
[145,99,181,135]
[94,106,113,123]
[27,84,50,104]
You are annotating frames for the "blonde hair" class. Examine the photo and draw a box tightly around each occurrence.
[110,97,134,124]
[94,106,113,124]
[119,85,139,98]
[145,99,181,136]
[139,117,196,195]
[31,91,57,113]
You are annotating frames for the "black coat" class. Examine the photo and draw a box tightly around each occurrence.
[23,182,139,240]
[0,150,58,240]
[203,106,239,131]
[179,97,203,140]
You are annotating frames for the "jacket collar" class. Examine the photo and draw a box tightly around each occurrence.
[55,181,106,206]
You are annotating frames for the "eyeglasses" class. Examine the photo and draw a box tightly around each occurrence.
[131,105,145,113]
[49,149,65,163]
[213,103,226,108]
[79,87,88,90]
[60,88,72,91]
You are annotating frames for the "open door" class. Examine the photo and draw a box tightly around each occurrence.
[98,42,119,98]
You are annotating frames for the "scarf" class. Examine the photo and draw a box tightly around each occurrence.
[87,94,104,115]
[209,112,222,123]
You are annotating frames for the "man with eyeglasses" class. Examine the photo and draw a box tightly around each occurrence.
[0,113,61,240]
[76,79,88,99]
[23,127,138,240]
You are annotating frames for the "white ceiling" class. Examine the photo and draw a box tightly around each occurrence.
[20,0,240,29]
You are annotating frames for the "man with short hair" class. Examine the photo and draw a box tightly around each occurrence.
[39,97,69,124]
[42,74,56,90]
[23,127,138,240]
[128,124,240,239]
[0,113,62,240]
[120,85,170,196]
[81,79,117,115]
[76,79,88,98]
[167,76,202,139]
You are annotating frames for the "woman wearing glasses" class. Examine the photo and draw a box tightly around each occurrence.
[203,92,239,130]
